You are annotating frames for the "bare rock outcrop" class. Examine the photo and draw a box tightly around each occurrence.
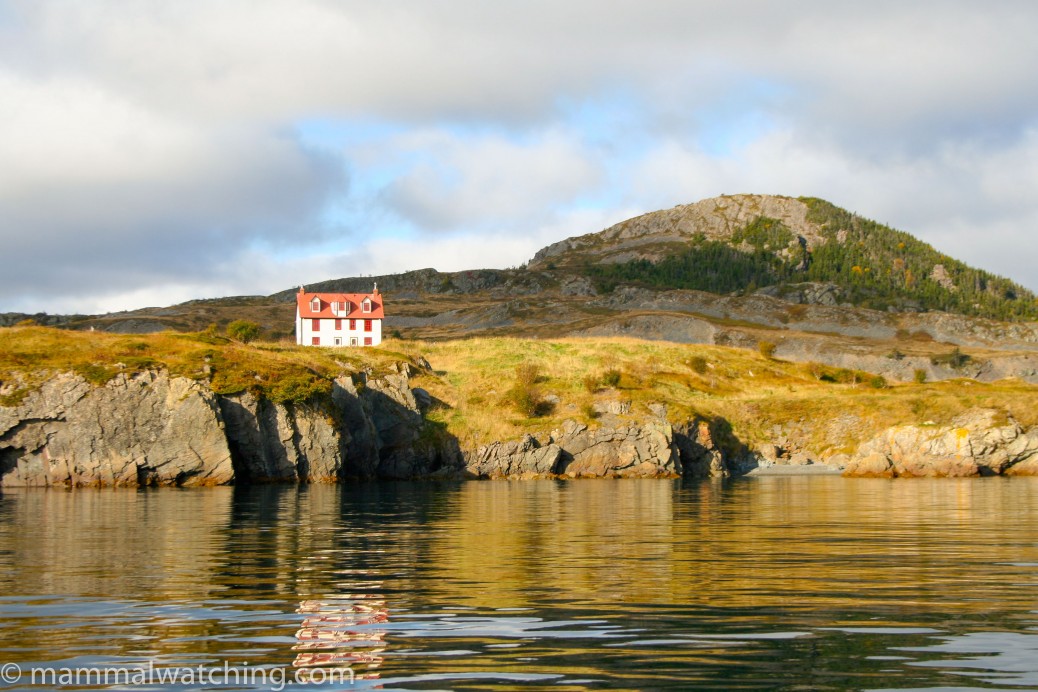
[673,419,729,478]
[531,194,824,268]
[0,362,449,487]
[465,434,563,479]
[218,392,346,483]
[550,420,681,478]
[0,371,233,487]
[843,409,1038,477]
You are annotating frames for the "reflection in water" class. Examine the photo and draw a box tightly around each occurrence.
[0,477,1037,689]
[293,595,387,681]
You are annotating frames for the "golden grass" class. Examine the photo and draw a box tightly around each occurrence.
[3,327,1037,453]
[0,326,410,404]
[396,336,1038,451]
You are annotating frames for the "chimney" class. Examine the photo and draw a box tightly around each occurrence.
[298,285,305,294]
[372,282,380,296]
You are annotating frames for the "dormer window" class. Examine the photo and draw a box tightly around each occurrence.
[361,298,372,313]
[310,298,320,312]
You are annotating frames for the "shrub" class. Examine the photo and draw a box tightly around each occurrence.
[886,348,905,361]
[582,374,600,393]
[581,402,598,420]
[515,363,541,387]
[687,355,708,374]
[602,368,622,388]
[505,385,539,417]
[913,369,927,384]
[868,374,887,389]
[505,363,544,417]
[931,347,970,369]
[758,341,777,359]
[226,320,261,343]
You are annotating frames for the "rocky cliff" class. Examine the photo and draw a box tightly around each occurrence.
[841,409,1038,478]
[0,364,454,487]
[4,365,1037,487]
[0,362,742,486]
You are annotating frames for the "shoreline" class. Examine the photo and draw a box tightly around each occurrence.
[741,464,844,477]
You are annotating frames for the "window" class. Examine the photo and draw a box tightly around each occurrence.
[364,319,372,332]
[362,299,372,313]
[310,298,320,312]
[334,337,342,346]
[312,319,320,331]
[349,319,356,330]
[350,337,358,346]
[364,337,372,346]
[334,319,342,330]
[311,337,320,346]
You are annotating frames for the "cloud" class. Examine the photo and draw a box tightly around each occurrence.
[0,68,347,308]
[1,0,1037,311]
[379,128,601,232]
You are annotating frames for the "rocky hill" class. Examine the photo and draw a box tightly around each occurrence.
[533,194,1036,321]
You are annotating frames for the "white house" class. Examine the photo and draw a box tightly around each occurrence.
[295,285,385,347]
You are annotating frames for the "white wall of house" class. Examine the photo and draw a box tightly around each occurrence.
[295,310,383,347]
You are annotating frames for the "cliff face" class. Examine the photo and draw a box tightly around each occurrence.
[3,366,1037,487]
[0,363,739,487]
[0,365,444,488]
[0,371,234,487]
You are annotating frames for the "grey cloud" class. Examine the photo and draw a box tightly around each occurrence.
[2,0,1038,309]
[0,134,346,305]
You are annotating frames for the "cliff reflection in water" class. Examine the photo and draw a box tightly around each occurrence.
[1,477,1038,689]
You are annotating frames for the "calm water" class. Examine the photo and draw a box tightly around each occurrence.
[1,477,1038,691]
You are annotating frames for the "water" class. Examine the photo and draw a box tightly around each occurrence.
[1,477,1038,690]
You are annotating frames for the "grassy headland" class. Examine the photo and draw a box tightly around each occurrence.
[2,326,1036,455]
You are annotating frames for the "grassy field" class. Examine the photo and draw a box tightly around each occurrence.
[3,326,1036,456]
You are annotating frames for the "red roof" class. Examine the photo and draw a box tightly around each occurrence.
[297,291,385,319]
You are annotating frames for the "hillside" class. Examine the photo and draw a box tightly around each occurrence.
[531,194,1037,321]
[4,195,1037,385]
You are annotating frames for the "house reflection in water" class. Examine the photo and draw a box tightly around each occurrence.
[293,594,388,682]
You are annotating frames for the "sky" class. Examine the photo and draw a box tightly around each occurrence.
[2,0,1037,314]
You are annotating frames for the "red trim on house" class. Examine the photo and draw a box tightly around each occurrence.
[364,319,372,332]
[364,337,372,346]
[311,337,320,346]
